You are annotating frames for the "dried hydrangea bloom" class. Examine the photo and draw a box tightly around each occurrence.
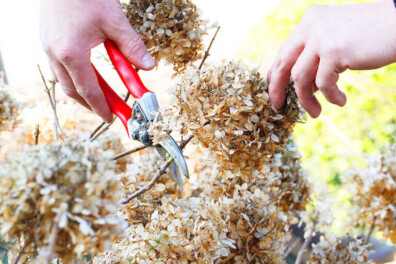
[95,149,290,263]
[122,0,207,72]
[342,142,396,242]
[0,137,127,263]
[96,194,289,263]
[267,138,311,215]
[119,150,181,223]
[169,60,304,175]
[310,234,374,264]
[0,86,19,132]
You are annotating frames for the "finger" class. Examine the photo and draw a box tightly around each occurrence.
[268,40,305,109]
[59,51,113,123]
[267,66,273,83]
[49,63,59,82]
[291,47,321,118]
[315,60,347,107]
[52,60,91,110]
[103,14,155,70]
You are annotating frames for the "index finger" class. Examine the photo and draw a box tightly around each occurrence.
[268,40,305,109]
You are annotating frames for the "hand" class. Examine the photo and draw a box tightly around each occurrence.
[40,0,155,122]
[268,0,396,118]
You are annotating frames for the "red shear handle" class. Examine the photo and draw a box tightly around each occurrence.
[92,65,132,134]
[104,40,151,98]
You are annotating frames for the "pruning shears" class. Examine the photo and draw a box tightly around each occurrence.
[93,40,189,189]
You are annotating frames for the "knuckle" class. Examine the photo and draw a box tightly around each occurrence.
[273,57,290,74]
[54,45,79,64]
[76,86,97,100]
[315,77,328,91]
[63,88,78,99]
[323,45,342,58]
[122,36,146,57]
[291,69,302,84]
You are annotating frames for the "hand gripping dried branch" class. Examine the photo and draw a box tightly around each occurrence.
[120,134,194,204]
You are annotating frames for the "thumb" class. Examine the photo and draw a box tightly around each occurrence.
[103,15,155,70]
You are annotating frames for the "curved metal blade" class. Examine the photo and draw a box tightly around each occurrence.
[155,146,183,190]
[159,136,189,179]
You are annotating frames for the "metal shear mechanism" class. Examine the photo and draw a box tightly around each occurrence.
[93,40,189,189]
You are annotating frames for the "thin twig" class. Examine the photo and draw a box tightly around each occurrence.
[45,209,65,264]
[112,145,148,160]
[50,80,59,142]
[89,122,105,139]
[295,216,318,264]
[121,134,194,204]
[37,65,65,140]
[13,236,33,264]
[284,237,301,257]
[89,92,130,142]
[0,245,8,252]
[198,26,221,70]
[34,125,40,145]
[364,216,376,245]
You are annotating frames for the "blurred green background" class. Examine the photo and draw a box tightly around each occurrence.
[238,0,396,236]
[239,0,396,185]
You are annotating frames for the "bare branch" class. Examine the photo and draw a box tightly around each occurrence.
[112,145,148,160]
[44,209,65,264]
[364,216,376,245]
[37,65,65,140]
[121,134,194,204]
[0,245,8,252]
[89,92,130,142]
[295,216,318,264]
[34,124,40,145]
[198,26,221,70]
[284,237,301,257]
[50,80,59,141]
[12,235,33,264]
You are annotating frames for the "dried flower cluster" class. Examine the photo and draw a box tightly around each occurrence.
[0,137,127,263]
[342,142,396,242]
[267,139,310,214]
[165,60,304,175]
[95,149,292,263]
[0,86,19,132]
[310,234,374,264]
[122,0,208,72]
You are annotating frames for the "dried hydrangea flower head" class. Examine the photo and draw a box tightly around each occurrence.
[171,60,304,175]
[310,234,374,264]
[123,0,208,72]
[96,194,290,263]
[267,138,311,215]
[0,136,127,263]
[343,142,396,242]
[0,85,19,132]
[119,149,180,223]
[95,148,291,263]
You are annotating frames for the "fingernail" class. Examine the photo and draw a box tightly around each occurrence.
[142,52,155,69]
